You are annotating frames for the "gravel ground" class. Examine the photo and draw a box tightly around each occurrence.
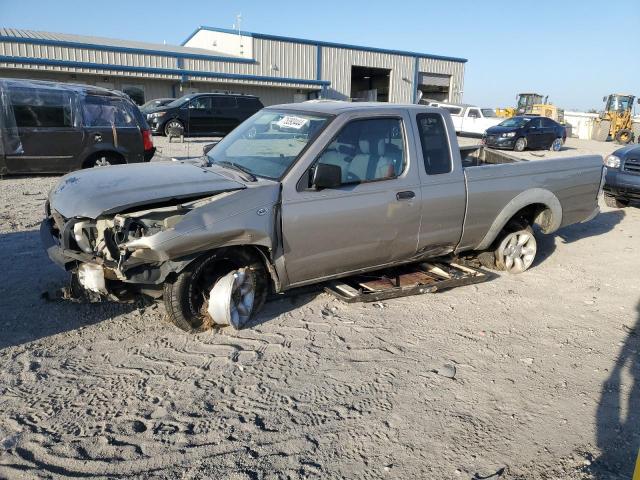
[0,139,638,479]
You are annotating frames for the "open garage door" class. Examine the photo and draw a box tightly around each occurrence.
[417,72,451,102]
[351,66,391,102]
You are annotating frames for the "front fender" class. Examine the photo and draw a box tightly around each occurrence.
[476,188,563,250]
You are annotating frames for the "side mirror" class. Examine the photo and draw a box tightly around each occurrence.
[203,142,218,155]
[312,163,342,189]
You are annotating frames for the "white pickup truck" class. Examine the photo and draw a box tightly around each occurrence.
[424,101,503,136]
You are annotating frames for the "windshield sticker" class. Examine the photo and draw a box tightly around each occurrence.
[275,115,309,130]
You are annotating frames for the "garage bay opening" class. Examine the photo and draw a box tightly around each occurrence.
[350,66,391,102]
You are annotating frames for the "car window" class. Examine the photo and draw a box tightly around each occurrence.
[467,109,481,118]
[213,97,238,110]
[237,97,262,111]
[82,96,135,127]
[10,87,74,128]
[481,108,497,117]
[417,113,452,175]
[444,106,462,115]
[542,118,555,127]
[315,118,405,185]
[189,97,211,111]
[530,118,543,128]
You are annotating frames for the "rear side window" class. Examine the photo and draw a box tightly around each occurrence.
[82,96,136,127]
[238,97,263,111]
[213,97,238,110]
[10,87,74,128]
[417,113,452,175]
[467,108,481,118]
[444,106,462,115]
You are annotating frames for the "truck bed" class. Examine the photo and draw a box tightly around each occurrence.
[456,147,603,251]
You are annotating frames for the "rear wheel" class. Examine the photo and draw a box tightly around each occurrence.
[163,248,268,332]
[604,193,629,208]
[550,137,563,151]
[494,225,537,274]
[514,137,527,152]
[615,129,634,144]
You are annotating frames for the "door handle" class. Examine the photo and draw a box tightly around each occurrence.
[396,191,415,201]
[93,133,102,142]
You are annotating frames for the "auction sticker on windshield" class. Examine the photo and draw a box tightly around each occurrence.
[275,115,309,130]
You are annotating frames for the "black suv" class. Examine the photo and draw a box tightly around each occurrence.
[0,78,155,175]
[146,93,264,136]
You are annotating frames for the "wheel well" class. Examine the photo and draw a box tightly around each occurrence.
[506,203,554,232]
[82,151,125,168]
[168,245,280,293]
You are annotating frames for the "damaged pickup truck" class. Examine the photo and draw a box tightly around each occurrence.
[41,102,605,331]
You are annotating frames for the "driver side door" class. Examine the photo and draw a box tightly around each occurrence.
[280,114,422,286]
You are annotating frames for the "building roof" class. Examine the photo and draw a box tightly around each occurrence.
[183,26,468,63]
[0,28,249,62]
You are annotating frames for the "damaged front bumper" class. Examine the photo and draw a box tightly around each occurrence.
[40,216,180,299]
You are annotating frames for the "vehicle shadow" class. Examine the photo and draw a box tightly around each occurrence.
[246,285,325,329]
[0,230,138,350]
[587,300,640,478]
[533,209,625,268]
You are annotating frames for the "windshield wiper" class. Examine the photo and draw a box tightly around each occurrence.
[214,160,257,181]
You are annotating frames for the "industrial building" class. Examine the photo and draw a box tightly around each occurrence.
[0,26,467,106]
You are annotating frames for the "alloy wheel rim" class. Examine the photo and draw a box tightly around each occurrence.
[95,157,111,167]
[499,232,536,273]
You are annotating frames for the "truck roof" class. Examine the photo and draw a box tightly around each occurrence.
[267,100,436,115]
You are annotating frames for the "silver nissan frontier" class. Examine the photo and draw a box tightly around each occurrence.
[41,102,604,331]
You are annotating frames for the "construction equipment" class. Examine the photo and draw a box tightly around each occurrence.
[591,93,640,144]
[496,93,564,123]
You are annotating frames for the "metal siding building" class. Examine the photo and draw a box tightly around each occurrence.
[0,26,466,106]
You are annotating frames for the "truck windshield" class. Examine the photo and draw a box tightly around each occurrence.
[498,117,530,128]
[206,110,330,179]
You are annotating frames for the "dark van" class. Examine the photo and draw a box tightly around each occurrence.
[146,92,264,136]
[0,78,155,175]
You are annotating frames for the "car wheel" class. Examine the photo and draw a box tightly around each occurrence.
[614,129,634,144]
[550,137,563,151]
[494,225,537,274]
[514,137,527,152]
[604,193,629,208]
[163,248,268,332]
[164,119,184,137]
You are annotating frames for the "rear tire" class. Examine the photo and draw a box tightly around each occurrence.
[549,137,563,151]
[163,248,268,332]
[514,137,527,152]
[604,194,628,208]
[494,225,537,274]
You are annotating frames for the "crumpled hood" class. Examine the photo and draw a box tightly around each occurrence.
[49,161,246,219]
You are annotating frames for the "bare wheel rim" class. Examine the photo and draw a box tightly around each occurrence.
[498,231,537,273]
[94,157,111,167]
[551,138,562,151]
[207,268,255,329]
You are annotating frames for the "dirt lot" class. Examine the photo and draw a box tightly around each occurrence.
[0,138,638,479]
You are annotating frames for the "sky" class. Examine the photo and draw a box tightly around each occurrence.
[1,0,638,111]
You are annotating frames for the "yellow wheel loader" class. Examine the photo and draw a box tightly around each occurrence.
[496,93,564,123]
[591,94,639,144]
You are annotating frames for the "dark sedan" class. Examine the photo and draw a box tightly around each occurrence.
[603,144,640,208]
[483,115,566,152]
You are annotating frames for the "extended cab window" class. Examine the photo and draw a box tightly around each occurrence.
[82,97,135,127]
[315,118,405,184]
[10,87,74,128]
[417,113,451,175]
[468,108,481,118]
